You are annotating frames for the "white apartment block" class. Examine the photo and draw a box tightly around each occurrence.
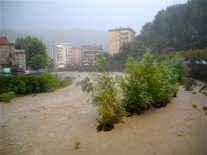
[53,43,72,68]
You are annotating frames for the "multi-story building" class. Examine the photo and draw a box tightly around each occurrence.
[71,47,81,65]
[53,42,72,68]
[81,44,103,65]
[0,37,26,70]
[108,27,135,55]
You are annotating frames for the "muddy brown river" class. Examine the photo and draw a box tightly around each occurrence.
[0,72,207,155]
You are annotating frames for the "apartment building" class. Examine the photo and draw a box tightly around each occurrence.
[71,47,81,65]
[81,44,103,65]
[53,42,72,68]
[0,37,26,70]
[108,27,135,55]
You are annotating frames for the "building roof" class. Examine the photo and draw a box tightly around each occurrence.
[108,27,135,33]
[0,37,9,45]
[81,44,103,52]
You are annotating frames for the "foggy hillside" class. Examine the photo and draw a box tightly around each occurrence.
[0,28,109,56]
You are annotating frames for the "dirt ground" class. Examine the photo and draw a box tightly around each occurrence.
[0,72,207,155]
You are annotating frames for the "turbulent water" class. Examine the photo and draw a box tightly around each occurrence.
[0,72,207,155]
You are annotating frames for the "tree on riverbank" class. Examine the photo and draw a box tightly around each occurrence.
[16,36,48,69]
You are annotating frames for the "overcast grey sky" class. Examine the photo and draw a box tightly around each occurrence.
[1,0,187,33]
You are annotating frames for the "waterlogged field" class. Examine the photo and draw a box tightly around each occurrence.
[0,72,207,155]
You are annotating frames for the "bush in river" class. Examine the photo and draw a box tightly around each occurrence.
[78,50,186,131]
[77,53,125,131]
[122,50,179,114]
[0,91,16,102]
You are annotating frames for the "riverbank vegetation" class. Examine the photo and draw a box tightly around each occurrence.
[0,73,72,102]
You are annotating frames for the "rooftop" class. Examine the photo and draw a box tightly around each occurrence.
[108,27,135,33]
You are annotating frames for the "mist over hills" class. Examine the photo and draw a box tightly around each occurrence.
[0,28,109,57]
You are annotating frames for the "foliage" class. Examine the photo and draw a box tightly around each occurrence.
[30,54,48,70]
[74,141,80,150]
[159,49,207,62]
[16,36,48,69]
[138,0,207,52]
[184,78,197,91]
[78,51,188,130]
[109,0,207,64]
[166,55,188,82]
[59,76,72,88]
[0,73,72,95]
[122,50,179,113]
[77,53,125,131]
[121,54,152,113]
[0,91,16,102]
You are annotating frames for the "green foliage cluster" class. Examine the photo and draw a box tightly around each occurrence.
[0,73,72,95]
[138,0,207,52]
[122,50,178,113]
[184,78,197,91]
[29,54,48,70]
[77,53,125,131]
[0,91,16,102]
[78,51,186,131]
[166,55,188,82]
[109,0,207,64]
[160,49,207,62]
[16,36,48,69]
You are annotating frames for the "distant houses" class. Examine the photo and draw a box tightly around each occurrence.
[52,27,135,69]
[0,37,26,72]
[81,44,103,66]
[52,42,103,68]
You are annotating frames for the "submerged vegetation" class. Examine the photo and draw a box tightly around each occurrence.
[78,50,189,131]
[0,91,16,102]
[77,53,125,131]
[74,141,81,150]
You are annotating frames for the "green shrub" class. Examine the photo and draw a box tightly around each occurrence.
[0,73,72,95]
[121,56,152,113]
[167,55,188,82]
[0,91,16,102]
[184,78,197,91]
[0,76,10,94]
[59,76,72,88]
[40,73,60,91]
[122,50,179,113]
[77,53,125,131]
[154,61,178,106]
[8,75,27,94]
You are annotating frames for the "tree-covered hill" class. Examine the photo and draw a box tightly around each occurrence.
[114,0,207,63]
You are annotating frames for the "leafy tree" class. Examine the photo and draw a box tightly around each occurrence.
[29,54,48,70]
[16,36,47,68]
[110,0,207,64]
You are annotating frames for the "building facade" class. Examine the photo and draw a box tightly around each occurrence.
[0,37,26,70]
[81,44,103,65]
[71,47,81,65]
[53,42,72,68]
[108,27,135,55]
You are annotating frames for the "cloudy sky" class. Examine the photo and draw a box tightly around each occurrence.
[1,0,187,33]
